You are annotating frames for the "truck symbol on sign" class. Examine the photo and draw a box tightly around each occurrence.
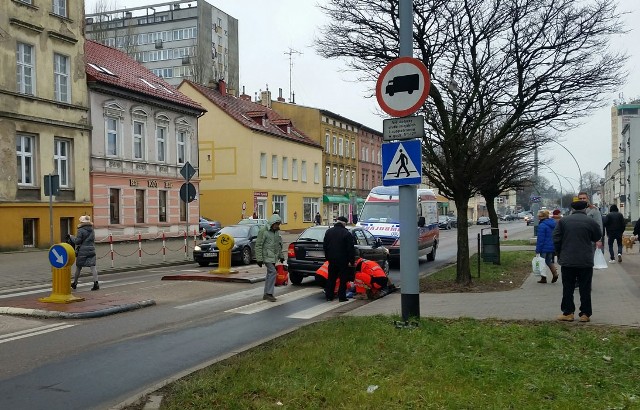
[385,74,419,96]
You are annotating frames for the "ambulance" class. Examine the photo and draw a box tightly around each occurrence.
[357,185,439,262]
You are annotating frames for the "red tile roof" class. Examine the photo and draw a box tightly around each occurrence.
[84,40,204,112]
[181,80,321,148]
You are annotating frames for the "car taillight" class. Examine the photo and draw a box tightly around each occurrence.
[288,243,295,258]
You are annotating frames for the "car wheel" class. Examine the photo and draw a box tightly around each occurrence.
[290,273,304,285]
[198,261,210,267]
[427,242,437,262]
[241,247,252,265]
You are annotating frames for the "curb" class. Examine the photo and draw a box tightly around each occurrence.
[0,299,156,319]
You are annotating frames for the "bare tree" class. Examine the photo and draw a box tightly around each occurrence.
[316,0,627,284]
[581,171,602,197]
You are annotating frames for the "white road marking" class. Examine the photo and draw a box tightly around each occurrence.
[287,299,354,319]
[0,323,76,344]
[174,288,264,309]
[225,288,322,315]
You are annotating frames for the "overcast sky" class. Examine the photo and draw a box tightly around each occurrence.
[85,0,640,195]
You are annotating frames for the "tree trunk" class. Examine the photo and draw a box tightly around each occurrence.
[455,198,472,286]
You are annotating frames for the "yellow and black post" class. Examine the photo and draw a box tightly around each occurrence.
[39,243,84,303]
[210,233,238,274]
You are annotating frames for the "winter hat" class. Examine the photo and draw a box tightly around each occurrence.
[336,216,348,224]
[79,215,92,223]
[570,201,588,211]
[552,209,561,216]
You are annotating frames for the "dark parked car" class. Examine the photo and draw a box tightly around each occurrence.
[193,223,261,266]
[199,217,222,238]
[476,216,490,225]
[286,225,390,286]
[438,215,452,230]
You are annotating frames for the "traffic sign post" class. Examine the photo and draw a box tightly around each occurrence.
[40,243,85,303]
[210,233,238,274]
[180,161,197,240]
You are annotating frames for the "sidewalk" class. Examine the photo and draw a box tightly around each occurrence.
[348,249,640,328]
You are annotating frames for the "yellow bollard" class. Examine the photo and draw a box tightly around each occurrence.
[40,243,84,303]
[210,233,238,274]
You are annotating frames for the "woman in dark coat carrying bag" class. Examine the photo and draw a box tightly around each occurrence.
[71,215,99,291]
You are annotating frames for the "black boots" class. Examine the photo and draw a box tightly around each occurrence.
[91,281,99,291]
[71,281,77,289]
[537,276,547,284]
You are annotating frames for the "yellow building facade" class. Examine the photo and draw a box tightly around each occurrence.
[0,1,91,249]
[178,81,324,230]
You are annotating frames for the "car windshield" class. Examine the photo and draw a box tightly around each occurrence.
[297,227,329,242]
[438,216,448,222]
[215,226,250,238]
[359,202,400,223]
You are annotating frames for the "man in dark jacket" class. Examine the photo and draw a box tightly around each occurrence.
[553,201,602,322]
[323,216,355,302]
[604,204,626,263]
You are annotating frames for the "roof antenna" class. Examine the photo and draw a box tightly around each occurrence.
[284,47,302,103]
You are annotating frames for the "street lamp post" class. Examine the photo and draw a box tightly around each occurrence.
[552,140,583,192]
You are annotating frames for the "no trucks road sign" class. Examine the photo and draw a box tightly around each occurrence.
[376,57,430,117]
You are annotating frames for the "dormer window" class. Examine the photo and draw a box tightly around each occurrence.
[246,111,267,126]
[271,119,293,134]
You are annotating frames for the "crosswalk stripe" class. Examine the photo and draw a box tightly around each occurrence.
[0,323,76,344]
[174,288,264,309]
[224,288,322,315]
[287,299,354,319]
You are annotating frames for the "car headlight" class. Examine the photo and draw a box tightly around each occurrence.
[194,245,201,251]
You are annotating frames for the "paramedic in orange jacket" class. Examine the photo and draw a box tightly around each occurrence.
[354,258,388,297]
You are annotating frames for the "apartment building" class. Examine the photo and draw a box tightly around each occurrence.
[85,0,239,93]
[85,40,204,241]
[0,0,90,249]
[178,80,323,230]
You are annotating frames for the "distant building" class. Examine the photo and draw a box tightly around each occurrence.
[0,0,91,249]
[178,80,323,230]
[85,0,239,94]
[85,41,205,241]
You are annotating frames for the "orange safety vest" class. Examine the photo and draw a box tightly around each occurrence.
[354,259,387,294]
[316,261,353,293]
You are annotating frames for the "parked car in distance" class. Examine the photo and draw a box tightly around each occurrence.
[287,225,389,286]
[447,215,458,228]
[500,214,518,221]
[199,217,222,238]
[193,223,261,266]
[524,214,534,226]
[476,216,490,225]
[438,215,452,230]
[238,218,268,227]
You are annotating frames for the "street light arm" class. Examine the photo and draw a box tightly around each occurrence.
[552,140,583,191]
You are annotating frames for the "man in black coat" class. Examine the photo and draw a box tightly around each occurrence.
[604,204,626,263]
[323,216,356,302]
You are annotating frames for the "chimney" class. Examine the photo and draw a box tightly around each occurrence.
[240,85,251,101]
[277,88,285,102]
[260,90,272,108]
[218,79,226,95]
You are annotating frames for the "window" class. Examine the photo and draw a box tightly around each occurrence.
[338,138,343,156]
[332,136,337,154]
[361,147,365,161]
[53,53,70,103]
[106,117,119,156]
[351,142,356,159]
[16,134,34,186]
[272,155,278,178]
[352,171,356,190]
[333,167,338,187]
[303,197,320,222]
[179,198,187,222]
[314,163,319,184]
[282,157,289,180]
[52,0,67,18]
[16,43,35,95]
[109,188,120,224]
[133,121,145,159]
[136,189,145,223]
[301,160,307,182]
[325,166,330,187]
[156,125,167,162]
[365,147,370,162]
[345,139,350,158]
[292,158,298,181]
[345,168,350,189]
[54,139,69,187]
[177,130,187,164]
[260,153,267,177]
[158,190,167,222]
[325,133,330,153]
[340,169,344,188]
[272,195,286,223]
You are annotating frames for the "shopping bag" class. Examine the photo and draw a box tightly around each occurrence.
[275,264,288,286]
[593,249,608,270]
[531,255,544,276]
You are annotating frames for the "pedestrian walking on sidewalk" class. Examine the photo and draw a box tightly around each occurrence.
[323,216,356,302]
[255,214,284,302]
[553,201,602,322]
[535,210,558,283]
[70,215,99,291]
[604,204,626,263]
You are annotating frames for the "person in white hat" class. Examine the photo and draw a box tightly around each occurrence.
[71,215,99,291]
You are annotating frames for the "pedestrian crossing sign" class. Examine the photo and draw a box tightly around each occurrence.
[382,139,422,186]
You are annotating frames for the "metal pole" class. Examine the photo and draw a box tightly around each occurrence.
[553,140,583,192]
[398,0,420,321]
[48,174,54,247]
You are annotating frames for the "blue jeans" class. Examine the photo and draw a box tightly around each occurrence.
[607,233,623,260]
